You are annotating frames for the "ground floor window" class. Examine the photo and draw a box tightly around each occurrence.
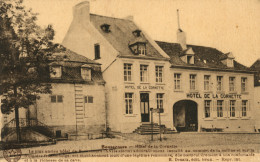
[204,100,211,118]
[217,100,223,117]
[242,100,248,117]
[229,100,236,117]
[125,93,133,114]
[156,93,164,109]
[51,95,63,103]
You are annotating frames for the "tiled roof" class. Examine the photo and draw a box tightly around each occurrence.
[250,59,260,86]
[48,47,105,84]
[156,41,251,72]
[89,14,167,60]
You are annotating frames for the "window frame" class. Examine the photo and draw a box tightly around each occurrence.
[204,75,211,91]
[84,96,94,103]
[217,76,223,91]
[155,66,163,83]
[50,95,63,103]
[241,100,248,117]
[125,93,133,114]
[174,73,182,91]
[94,43,101,60]
[189,74,197,90]
[229,100,236,117]
[156,93,164,110]
[140,64,149,83]
[81,68,91,81]
[229,77,236,92]
[124,63,133,82]
[241,77,247,93]
[217,100,224,118]
[204,100,211,118]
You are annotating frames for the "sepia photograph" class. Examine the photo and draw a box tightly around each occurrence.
[0,0,259,161]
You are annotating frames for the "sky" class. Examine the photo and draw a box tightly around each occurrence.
[23,0,260,67]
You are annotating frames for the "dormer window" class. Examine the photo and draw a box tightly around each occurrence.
[50,66,62,78]
[221,52,235,68]
[132,30,141,37]
[129,43,146,55]
[81,67,91,81]
[100,24,110,33]
[180,47,195,64]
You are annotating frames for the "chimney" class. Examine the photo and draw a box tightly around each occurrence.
[73,1,90,23]
[176,9,187,50]
[177,29,187,50]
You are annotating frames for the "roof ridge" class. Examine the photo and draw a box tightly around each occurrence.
[90,13,132,22]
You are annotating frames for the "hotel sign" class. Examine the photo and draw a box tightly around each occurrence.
[187,93,242,99]
[125,85,164,90]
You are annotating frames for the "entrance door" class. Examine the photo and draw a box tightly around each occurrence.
[140,93,149,122]
[173,100,198,132]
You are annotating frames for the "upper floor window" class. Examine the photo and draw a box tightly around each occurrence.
[124,63,132,82]
[155,66,163,83]
[204,100,211,118]
[229,100,236,117]
[241,77,247,92]
[50,66,62,78]
[140,65,148,82]
[190,74,196,90]
[204,75,210,91]
[229,77,235,92]
[217,100,224,117]
[125,93,133,114]
[174,73,181,90]
[156,93,164,109]
[81,68,91,81]
[242,100,248,117]
[217,76,223,91]
[129,43,146,55]
[94,44,101,60]
[51,95,63,103]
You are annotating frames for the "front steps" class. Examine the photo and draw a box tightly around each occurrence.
[134,123,177,135]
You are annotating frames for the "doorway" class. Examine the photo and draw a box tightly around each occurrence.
[140,93,150,122]
[173,100,198,132]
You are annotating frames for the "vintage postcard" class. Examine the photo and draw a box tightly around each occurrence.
[0,0,259,162]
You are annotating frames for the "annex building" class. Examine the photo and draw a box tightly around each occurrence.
[62,1,256,133]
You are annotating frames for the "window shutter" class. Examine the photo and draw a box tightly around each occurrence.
[212,100,217,118]
[224,100,229,118]
[236,100,241,118]
[248,100,251,117]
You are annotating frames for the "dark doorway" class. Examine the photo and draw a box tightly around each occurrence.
[140,93,150,122]
[173,100,198,132]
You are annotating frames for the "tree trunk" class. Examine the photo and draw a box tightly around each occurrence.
[14,86,21,143]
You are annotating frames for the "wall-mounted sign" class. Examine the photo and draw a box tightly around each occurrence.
[125,85,164,90]
[186,93,242,99]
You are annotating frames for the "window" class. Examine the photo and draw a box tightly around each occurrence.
[190,74,196,90]
[94,44,100,59]
[84,96,93,103]
[138,44,146,55]
[217,76,223,91]
[124,64,132,82]
[204,75,210,91]
[140,65,148,82]
[125,93,133,114]
[50,66,62,78]
[174,73,181,90]
[229,100,236,117]
[51,95,63,103]
[204,100,211,118]
[81,68,91,81]
[155,66,163,83]
[229,77,235,92]
[217,100,223,117]
[242,100,248,117]
[241,77,247,92]
[156,93,164,109]
[187,56,194,64]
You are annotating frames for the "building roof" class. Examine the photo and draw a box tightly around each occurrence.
[156,41,252,73]
[250,58,260,86]
[48,46,105,84]
[89,14,167,60]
